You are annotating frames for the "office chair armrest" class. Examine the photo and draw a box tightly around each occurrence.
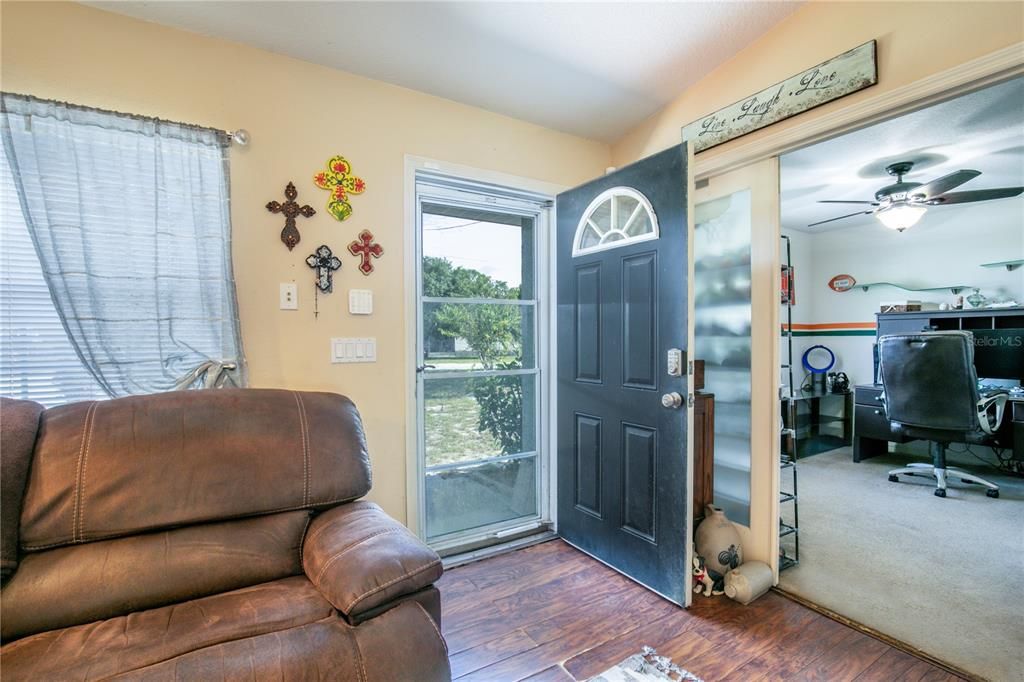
[977,391,1008,435]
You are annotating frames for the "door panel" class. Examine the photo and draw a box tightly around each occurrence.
[622,252,658,389]
[556,144,691,605]
[574,414,603,516]
[574,264,602,382]
[621,422,657,541]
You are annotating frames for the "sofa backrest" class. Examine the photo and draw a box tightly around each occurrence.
[19,389,371,550]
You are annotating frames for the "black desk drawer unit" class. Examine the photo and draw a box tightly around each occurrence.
[853,384,909,462]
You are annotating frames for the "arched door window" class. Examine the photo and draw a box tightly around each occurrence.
[572,187,659,256]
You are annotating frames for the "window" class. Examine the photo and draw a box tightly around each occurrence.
[0,152,107,406]
[572,186,658,256]
[0,93,244,405]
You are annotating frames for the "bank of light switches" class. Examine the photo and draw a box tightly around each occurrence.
[349,289,373,315]
[331,337,377,364]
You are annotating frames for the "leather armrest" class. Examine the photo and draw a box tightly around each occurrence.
[302,501,442,621]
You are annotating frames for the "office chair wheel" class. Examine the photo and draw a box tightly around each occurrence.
[934,488,947,498]
[888,474,899,483]
[987,489,999,499]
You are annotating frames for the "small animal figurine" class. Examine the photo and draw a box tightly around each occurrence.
[692,555,722,597]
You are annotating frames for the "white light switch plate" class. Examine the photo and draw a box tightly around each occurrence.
[279,283,298,310]
[349,289,373,315]
[331,337,377,363]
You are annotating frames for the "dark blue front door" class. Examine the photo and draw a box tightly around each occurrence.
[556,144,690,605]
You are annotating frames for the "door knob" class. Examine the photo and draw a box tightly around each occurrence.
[661,392,684,409]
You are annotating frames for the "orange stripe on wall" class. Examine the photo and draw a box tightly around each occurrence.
[788,322,876,330]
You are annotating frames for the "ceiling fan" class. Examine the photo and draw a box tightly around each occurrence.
[809,161,1024,231]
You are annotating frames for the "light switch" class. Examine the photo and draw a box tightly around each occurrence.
[279,283,298,310]
[331,337,377,363]
[349,289,373,315]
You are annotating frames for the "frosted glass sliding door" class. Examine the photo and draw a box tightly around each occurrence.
[694,190,753,525]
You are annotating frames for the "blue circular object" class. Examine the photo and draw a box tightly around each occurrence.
[802,345,835,374]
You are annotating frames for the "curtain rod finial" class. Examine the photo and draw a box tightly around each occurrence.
[229,129,250,146]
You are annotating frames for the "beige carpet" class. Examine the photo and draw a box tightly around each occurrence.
[777,446,1024,682]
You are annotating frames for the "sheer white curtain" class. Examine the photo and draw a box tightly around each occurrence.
[1,93,245,400]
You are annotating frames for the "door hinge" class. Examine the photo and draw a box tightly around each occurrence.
[688,393,695,408]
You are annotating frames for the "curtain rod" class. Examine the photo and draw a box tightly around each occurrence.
[0,91,249,146]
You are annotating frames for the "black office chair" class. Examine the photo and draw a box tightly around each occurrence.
[878,330,1007,498]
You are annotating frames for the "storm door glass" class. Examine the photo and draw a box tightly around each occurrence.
[416,178,545,546]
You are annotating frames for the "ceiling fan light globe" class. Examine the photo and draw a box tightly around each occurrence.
[876,204,926,231]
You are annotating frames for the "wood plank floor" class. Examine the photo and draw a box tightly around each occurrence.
[437,540,964,681]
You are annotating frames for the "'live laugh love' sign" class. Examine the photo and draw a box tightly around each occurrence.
[682,41,877,153]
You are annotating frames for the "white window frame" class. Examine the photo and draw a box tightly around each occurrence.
[403,156,561,551]
[571,186,660,257]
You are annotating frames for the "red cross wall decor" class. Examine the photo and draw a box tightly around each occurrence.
[348,230,383,275]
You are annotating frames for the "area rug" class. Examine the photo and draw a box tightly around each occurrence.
[777,446,1024,681]
[589,646,703,682]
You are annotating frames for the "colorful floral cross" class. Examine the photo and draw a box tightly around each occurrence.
[348,230,383,275]
[313,155,366,222]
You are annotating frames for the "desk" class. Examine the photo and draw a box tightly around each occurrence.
[875,308,1024,383]
[854,383,1024,464]
[783,387,853,459]
[1012,397,1024,464]
[853,384,910,462]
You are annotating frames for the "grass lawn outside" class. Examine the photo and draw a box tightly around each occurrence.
[424,390,501,467]
[422,359,523,467]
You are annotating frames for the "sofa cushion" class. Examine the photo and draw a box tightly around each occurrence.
[0,576,337,681]
[303,501,443,621]
[107,600,450,682]
[0,398,44,582]
[2,510,310,641]
[20,389,371,551]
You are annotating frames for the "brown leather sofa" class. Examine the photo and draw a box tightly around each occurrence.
[0,389,451,681]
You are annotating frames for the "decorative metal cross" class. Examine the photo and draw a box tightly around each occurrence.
[347,230,383,275]
[306,244,342,293]
[313,155,366,222]
[266,182,315,250]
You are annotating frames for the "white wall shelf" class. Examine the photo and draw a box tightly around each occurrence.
[855,282,971,294]
[980,259,1023,272]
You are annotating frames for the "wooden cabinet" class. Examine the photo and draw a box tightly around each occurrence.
[693,392,715,522]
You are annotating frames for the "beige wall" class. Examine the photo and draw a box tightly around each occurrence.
[613,1,1024,166]
[0,1,611,524]
[5,0,1021,533]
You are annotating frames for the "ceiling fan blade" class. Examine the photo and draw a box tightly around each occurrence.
[818,200,879,205]
[807,210,875,227]
[911,169,981,200]
[927,187,1024,205]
